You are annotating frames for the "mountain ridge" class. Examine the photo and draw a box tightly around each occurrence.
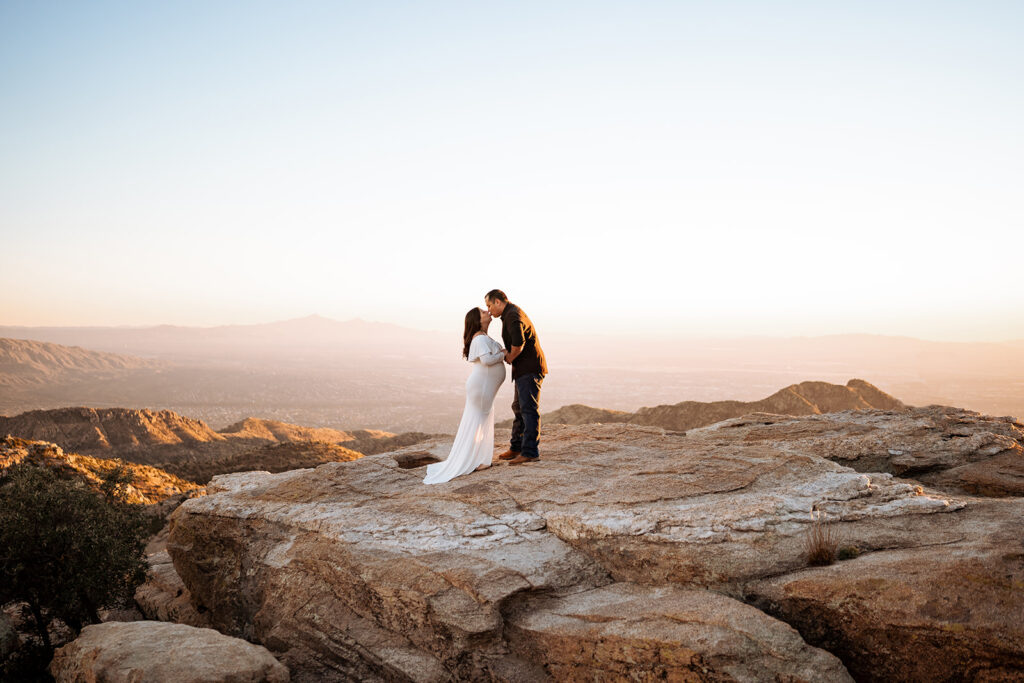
[501,379,906,431]
[0,406,434,483]
[0,338,164,388]
[0,316,445,360]
[0,434,202,505]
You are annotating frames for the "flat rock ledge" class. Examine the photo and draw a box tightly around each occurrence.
[164,407,1024,681]
[49,621,289,682]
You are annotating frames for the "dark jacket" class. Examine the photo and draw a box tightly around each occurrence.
[500,303,547,380]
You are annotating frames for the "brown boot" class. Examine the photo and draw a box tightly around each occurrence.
[496,449,521,461]
[508,455,539,465]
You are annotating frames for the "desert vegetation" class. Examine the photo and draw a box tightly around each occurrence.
[0,463,151,679]
[804,510,840,566]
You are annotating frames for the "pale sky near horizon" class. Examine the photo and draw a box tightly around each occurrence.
[2,1,1022,341]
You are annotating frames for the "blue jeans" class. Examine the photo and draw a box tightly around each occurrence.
[510,373,543,459]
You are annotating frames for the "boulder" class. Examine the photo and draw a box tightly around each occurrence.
[507,583,852,681]
[49,621,289,682]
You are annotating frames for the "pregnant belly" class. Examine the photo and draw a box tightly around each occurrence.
[467,362,506,396]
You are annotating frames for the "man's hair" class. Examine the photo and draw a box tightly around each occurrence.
[485,289,508,303]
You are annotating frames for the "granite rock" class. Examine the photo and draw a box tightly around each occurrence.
[49,621,289,682]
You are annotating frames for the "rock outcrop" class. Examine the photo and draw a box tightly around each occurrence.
[164,405,1024,680]
[0,407,227,463]
[135,526,211,628]
[749,503,1024,682]
[49,621,289,682]
[0,435,203,504]
[524,404,631,426]
[218,416,364,443]
[217,417,432,455]
[712,405,1024,496]
[502,378,906,431]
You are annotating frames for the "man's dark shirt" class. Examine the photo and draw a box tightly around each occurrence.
[500,303,548,381]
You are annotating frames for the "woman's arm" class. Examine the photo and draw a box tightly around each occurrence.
[479,347,506,365]
[469,337,506,365]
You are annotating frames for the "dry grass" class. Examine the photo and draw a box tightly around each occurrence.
[805,509,840,566]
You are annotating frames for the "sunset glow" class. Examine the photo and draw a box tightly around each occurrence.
[2,1,1022,341]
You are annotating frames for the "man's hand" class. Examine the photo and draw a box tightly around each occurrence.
[505,345,524,364]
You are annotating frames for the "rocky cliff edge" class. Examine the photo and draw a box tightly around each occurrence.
[166,405,1024,681]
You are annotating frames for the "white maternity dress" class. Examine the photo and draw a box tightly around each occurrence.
[423,333,506,484]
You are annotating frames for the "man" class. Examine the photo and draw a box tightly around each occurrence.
[485,289,547,465]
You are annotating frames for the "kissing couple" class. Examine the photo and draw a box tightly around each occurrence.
[423,289,548,485]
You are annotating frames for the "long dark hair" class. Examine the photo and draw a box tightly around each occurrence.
[462,308,482,359]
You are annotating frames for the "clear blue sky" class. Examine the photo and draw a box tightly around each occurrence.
[2,1,1022,340]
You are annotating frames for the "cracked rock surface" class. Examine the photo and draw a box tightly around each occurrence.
[166,407,1024,681]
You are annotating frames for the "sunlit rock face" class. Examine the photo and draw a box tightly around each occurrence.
[0,434,203,504]
[0,407,228,458]
[0,407,435,484]
[166,408,1024,681]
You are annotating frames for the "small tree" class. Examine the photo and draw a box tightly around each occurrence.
[0,462,150,655]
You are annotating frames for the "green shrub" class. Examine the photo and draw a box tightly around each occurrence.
[0,462,150,672]
[837,545,861,561]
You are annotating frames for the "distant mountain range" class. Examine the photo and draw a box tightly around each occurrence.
[2,319,1022,431]
[0,314,447,362]
[0,337,165,387]
[499,379,906,431]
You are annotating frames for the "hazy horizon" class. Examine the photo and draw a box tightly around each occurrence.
[5,311,1024,431]
[3,312,1024,346]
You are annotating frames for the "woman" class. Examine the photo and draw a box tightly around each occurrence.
[423,307,507,484]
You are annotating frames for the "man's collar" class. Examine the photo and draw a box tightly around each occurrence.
[499,303,514,319]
